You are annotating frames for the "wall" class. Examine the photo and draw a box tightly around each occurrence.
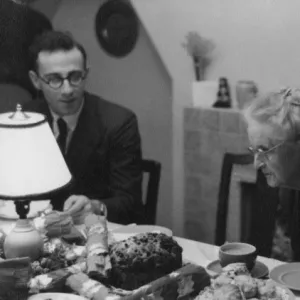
[184,107,253,243]
[132,0,300,237]
[30,0,62,20]
[133,0,300,94]
[35,0,300,238]
[52,0,173,228]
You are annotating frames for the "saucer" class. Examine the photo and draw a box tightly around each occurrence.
[270,262,300,291]
[206,260,269,278]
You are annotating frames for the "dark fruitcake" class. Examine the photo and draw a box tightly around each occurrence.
[108,232,183,290]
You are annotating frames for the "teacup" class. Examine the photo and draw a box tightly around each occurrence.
[219,242,257,271]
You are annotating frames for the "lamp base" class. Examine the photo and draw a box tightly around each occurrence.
[14,200,30,219]
[3,219,43,261]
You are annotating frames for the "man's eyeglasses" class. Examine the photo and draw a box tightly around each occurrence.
[248,141,284,159]
[38,70,88,90]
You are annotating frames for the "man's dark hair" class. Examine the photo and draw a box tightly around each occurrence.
[28,30,87,72]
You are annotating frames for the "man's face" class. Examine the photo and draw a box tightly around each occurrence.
[29,48,87,116]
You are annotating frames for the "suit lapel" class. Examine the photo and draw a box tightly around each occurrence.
[66,94,104,177]
[26,94,104,178]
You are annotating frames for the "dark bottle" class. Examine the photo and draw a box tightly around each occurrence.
[213,77,231,108]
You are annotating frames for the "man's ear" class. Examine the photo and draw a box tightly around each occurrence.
[84,67,90,79]
[29,70,41,90]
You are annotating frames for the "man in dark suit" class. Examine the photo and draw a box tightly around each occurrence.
[26,30,145,225]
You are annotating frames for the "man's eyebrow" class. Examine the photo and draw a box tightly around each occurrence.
[44,70,83,77]
[44,72,61,77]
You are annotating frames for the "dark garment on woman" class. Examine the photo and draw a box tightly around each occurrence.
[270,188,294,261]
[290,190,300,261]
[275,188,300,261]
[0,0,52,95]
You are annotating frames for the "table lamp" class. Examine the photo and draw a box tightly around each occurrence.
[0,104,72,260]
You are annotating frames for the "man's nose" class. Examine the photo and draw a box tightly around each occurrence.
[61,79,74,94]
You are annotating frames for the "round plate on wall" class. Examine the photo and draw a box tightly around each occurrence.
[95,0,139,57]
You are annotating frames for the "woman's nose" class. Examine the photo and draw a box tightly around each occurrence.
[254,154,264,169]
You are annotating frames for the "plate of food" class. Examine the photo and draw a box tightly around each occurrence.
[195,262,295,300]
[206,259,269,278]
[27,214,210,300]
[28,293,88,300]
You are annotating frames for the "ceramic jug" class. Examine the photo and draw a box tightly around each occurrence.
[236,80,258,109]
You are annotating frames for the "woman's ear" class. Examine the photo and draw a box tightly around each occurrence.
[29,70,41,90]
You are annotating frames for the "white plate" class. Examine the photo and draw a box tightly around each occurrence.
[112,225,173,242]
[0,199,50,219]
[270,262,300,292]
[28,293,88,300]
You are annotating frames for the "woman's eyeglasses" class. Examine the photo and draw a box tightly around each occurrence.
[248,141,284,159]
[38,70,88,90]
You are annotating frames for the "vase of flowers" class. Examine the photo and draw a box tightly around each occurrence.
[182,31,215,81]
[183,32,217,107]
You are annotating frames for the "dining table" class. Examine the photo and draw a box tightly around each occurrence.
[0,207,299,299]
[108,222,300,299]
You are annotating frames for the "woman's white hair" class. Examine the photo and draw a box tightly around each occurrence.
[243,87,300,140]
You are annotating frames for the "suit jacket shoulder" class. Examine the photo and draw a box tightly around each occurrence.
[23,92,139,131]
[85,92,138,130]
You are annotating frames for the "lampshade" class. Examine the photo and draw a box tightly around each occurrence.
[0,105,72,199]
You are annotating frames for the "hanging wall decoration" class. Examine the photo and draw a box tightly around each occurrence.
[95,0,139,58]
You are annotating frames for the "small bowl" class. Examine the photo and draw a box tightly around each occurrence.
[219,242,257,271]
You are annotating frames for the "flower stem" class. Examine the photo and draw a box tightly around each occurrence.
[193,56,203,81]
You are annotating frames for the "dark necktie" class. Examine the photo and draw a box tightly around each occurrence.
[57,118,67,155]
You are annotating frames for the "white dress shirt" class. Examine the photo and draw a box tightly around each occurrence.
[50,100,84,153]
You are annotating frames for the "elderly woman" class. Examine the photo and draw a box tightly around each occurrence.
[243,87,300,261]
